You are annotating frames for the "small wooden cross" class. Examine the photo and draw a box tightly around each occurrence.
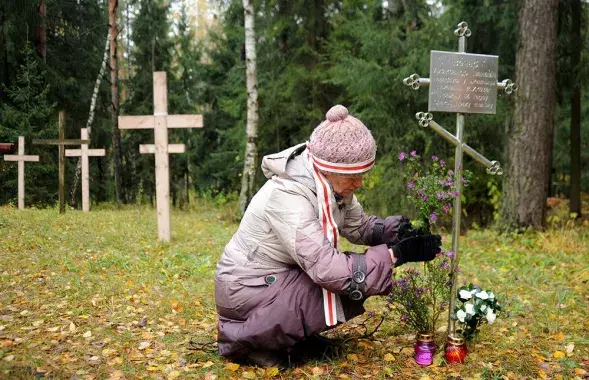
[65,128,105,212]
[3,137,40,210]
[33,111,89,213]
[119,71,203,242]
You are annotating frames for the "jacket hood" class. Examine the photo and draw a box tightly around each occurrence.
[261,143,316,191]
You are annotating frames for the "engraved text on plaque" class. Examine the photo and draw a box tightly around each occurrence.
[428,50,498,114]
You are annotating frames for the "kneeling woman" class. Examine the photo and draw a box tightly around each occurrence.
[214,105,441,366]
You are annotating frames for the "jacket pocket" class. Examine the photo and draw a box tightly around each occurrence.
[237,276,269,287]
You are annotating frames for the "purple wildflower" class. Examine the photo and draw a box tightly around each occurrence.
[453,267,461,273]
[416,287,425,297]
[442,204,451,214]
[429,213,437,223]
[432,155,439,161]
[448,170,454,176]
[410,150,417,157]
[398,152,407,161]
[401,314,409,322]
[445,180,454,187]
[444,250,455,259]
[440,261,451,270]
[407,181,415,189]
[457,164,462,169]
[460,177,468,184]
[436,191,447,200]
[440,160,446,167]
[422,193,429,201]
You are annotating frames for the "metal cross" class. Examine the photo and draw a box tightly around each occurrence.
[33,111,90,214]
[402,21,517,337]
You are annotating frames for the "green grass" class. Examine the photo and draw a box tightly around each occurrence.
[0,202,587,379]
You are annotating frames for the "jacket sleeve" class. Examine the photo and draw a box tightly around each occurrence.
[265,188,393,296]
[340,195,409,246]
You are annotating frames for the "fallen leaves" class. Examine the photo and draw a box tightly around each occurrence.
[226,362,240,372]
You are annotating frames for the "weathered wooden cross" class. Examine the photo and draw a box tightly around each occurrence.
[33,111,89,213]
[119,71,203,242]
[402,21,517,336]
[65,128,105,212]
[3,137,40,209]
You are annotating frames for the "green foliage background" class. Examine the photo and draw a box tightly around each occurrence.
[0,0,587,223]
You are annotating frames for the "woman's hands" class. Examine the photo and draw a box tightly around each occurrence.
[389,234,442,267]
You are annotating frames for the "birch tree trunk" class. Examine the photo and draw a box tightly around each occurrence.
[109,0,124,204]
[238,0,259,217]
[500,0,559,229]
[70,30,110,206]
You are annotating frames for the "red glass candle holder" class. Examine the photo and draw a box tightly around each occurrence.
[445,334,467,364]
[414,332,437,366]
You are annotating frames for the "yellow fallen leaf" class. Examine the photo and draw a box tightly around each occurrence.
[226,362,240,372]
[46,326,59,332]
[553,351,565,359]
[346,353,358,362]
[565,343,574,354]
[202,361,215,368]
[138,341,151,350]
[266,367,279,377]
[555,332,565,341]
[32,320,44,327]
[170,299,183,313]
[384,353,395,362]
[339,375,350,379]
[83,330,92,338]
[242,371,256,379]
[574,368,586,375]
[312,366,324,376]
[102,348,117,357]
[3,355,15,362]
[108,370,124,380]
[107,356,123,366]
[204,372,217,380]
[538,369,547,379]
[168,370,181,379]
[69,322,76,332]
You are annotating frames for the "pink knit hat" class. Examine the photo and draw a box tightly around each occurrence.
[308,105,376,174]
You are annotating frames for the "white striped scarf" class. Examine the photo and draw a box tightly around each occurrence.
[305,147,375,326]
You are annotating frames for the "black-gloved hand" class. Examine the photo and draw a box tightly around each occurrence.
[389,234,442,267]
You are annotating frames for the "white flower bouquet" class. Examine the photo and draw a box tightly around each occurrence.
[452,284,502,340]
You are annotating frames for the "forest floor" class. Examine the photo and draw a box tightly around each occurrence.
[0,200,588,380]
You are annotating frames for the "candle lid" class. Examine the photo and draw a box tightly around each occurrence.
[447,334,465,345]
[417,332,433,342]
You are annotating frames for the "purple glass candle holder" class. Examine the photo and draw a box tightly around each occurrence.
[414,332,437,366]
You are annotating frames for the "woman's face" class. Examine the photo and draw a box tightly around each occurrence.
[324,173,364,197]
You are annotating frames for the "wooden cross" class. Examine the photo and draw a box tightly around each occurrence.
[3,137,40,210]
[119,71,203,242]
[402,21,516,337]
[65,128,105,212]
[33,111,89,213]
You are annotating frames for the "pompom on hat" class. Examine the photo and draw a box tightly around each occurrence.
[307,105,376,175]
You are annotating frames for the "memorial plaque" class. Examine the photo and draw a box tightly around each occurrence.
[428,50,498,114]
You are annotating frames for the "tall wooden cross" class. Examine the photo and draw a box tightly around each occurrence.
[3,137,40,210]
[402,21,517,337]
[33,111,89,213]
[65,128,105,212]
[119,72,203,242]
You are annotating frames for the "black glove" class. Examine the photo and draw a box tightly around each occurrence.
[389,234,442,267]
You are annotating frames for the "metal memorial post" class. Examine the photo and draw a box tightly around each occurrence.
[402,22,517,338]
